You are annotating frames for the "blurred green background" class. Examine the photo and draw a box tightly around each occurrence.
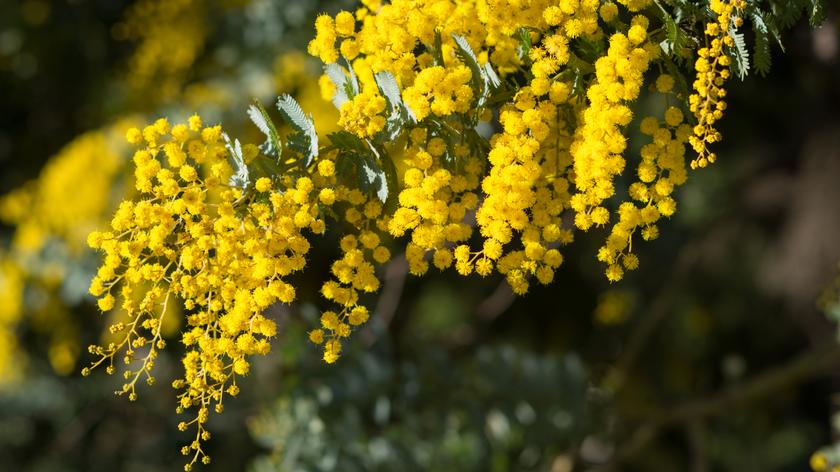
[1,1,840,471]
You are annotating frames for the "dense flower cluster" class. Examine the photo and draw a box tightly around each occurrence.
[689,0,746,168]
[339,90,388,138]
[0,43,343,388]
[597,104,690,281]
[403,66,474,121]
[77,0,764,467]
[306,0,748,286]
[389,130,482,276]
[85,116,328,469]
[310,169,391,363]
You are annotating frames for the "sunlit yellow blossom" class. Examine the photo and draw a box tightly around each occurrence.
[688,0,745,168]
[85,116,330,469]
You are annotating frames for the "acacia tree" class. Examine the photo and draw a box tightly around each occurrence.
[20,0,828,469]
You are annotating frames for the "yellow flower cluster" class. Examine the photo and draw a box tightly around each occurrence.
[311,173,391,363]
[477,0,551,71]
[470,89,573,294]
[306,0,505,143]
[310,0,735,292]
[311,230,381,363]
[69,0,767,465]
[571,18,656,232]
[474,5,654,291]
[85,116,325,470]
[598,104,691,281]
[310,2,494,81]
[688,0,745,169]
[308,14,342,64]
[403,66,474,121]
[339,90,387,138]
[389,129,481,275]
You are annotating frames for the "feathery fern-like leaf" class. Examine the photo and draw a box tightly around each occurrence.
[809,0,826,27]
[750,11,773,76]
[328,132,390,203]
[451,33,499,109]
[223,133,250,190]
[324,62,351,108]
[247,101,282,159]
[729,26,751,80]
[276,94,319,167]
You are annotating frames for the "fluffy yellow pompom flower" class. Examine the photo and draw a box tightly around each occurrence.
[689,0,745,168]
[255,177,272,192]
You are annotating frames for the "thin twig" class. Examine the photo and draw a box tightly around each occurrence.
[656,344,840,424]
[589,342,840,471]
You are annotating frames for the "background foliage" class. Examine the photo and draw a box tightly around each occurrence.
[1,0,839,470]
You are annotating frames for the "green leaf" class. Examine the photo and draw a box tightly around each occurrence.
[223,133,250,189]
[748,4,785,52]
[328,130,369,155]
[656,2,688,58]
[773,0,806,29]
[276,94,319,168]
[668,0,703,21]
[375,71,415,140]
[452,33,483,80]
[427,119,461,171]
[359,153,389,204]
[324,62,351,108]
[342,56,360,96]
[570,67,587,102]
[323,58,360,111]
[432,30,445,67]
[728,26,750,80]
[250,155,284,180]
[482,63,501,88]
[328,132,390,203]
[463,127,490,165]
[451,33,500,109]
[516,27,533,63]
[375,71,412,120]
[750,11,772,76]
[247,100,282,160]
[809,0,826,27]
